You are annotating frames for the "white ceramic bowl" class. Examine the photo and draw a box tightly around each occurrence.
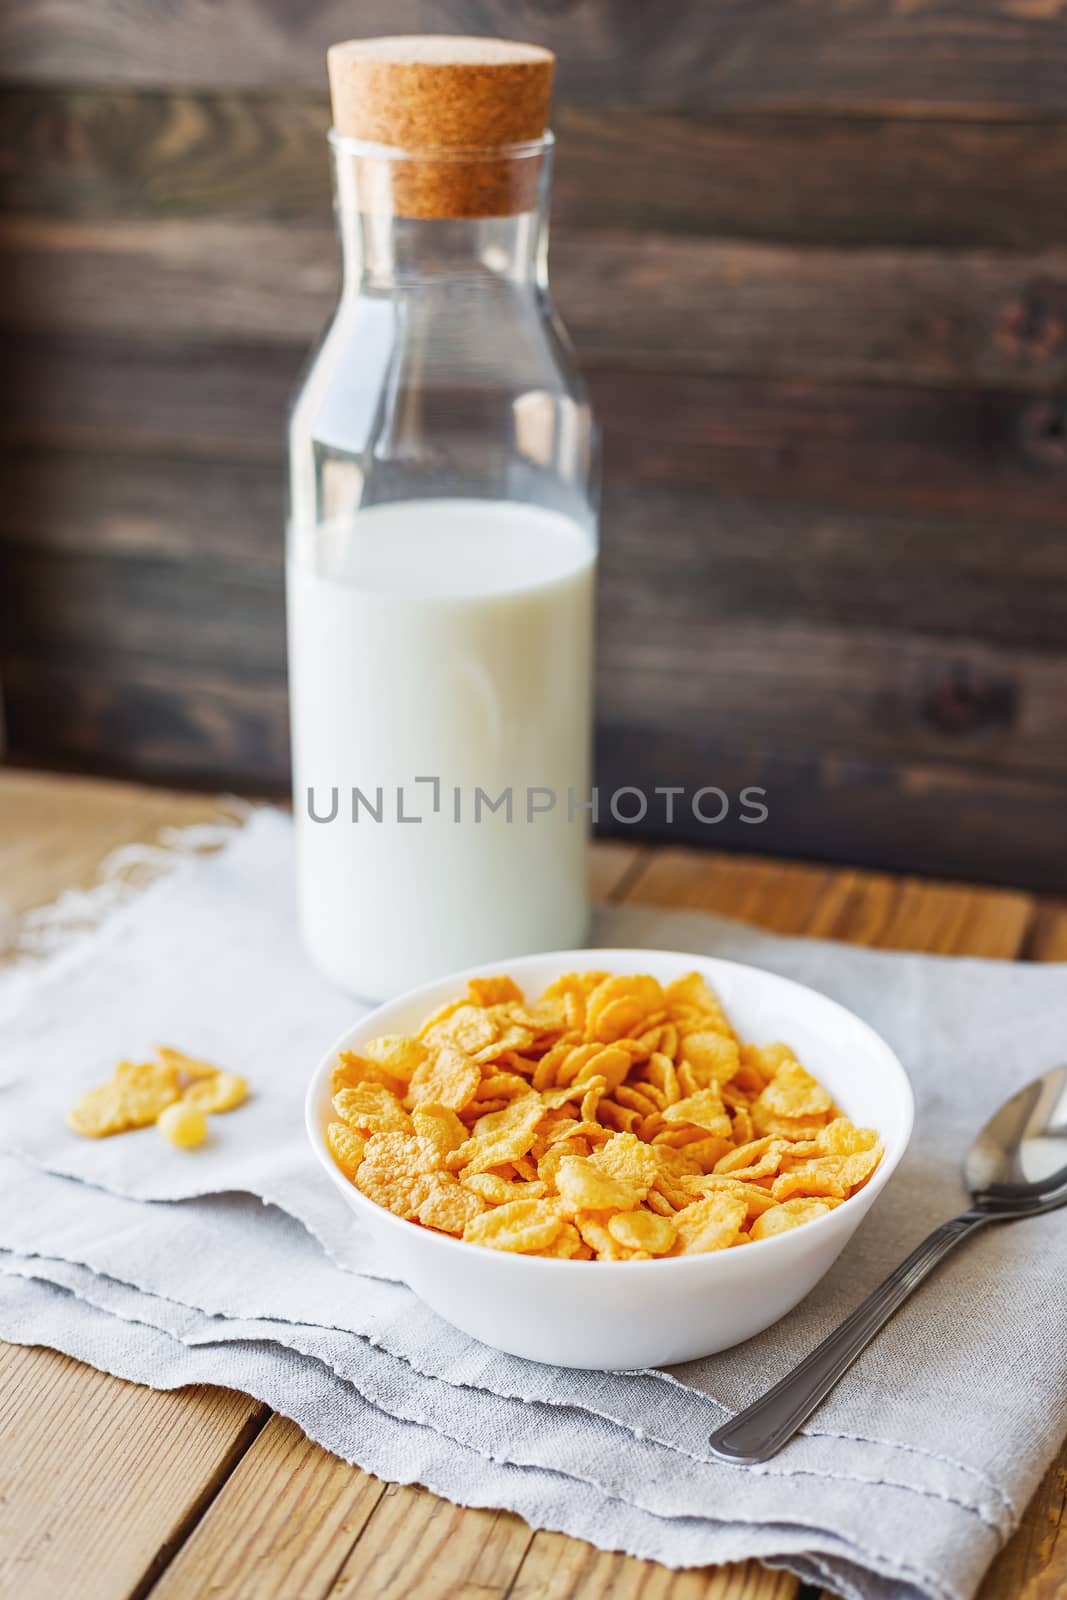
[307,948,913,1369]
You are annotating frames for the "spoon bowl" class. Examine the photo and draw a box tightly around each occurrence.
[966,1063,1067,1210]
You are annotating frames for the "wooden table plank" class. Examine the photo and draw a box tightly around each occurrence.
[0,1344,265,1600]
[148,1415,386,1600]
[0,768,231,934]
[629,846,1033,956]
[508,1538,799,1600]
[325,1484,534,1600]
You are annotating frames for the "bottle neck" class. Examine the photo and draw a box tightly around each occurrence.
[329,133,552,296]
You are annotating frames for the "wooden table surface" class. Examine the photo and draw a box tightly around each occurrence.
[1,768,1064,1600]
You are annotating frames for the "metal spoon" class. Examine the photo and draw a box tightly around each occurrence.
[708,1064,1067,1465]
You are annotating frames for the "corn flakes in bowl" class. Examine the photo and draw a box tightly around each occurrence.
[306,950,913,1368]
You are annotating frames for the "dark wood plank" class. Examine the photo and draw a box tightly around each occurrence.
[602,483,1067,655]
[10,216,1067,393]
[0,548,285,674]
[4,528,1065,781]
[7,336,1067,528]
[596,620,1067,782]
[0,333,300,459]
[6,640,1067,887]
[0,449,285,573]
[594,726,1067,894]
[0,656,289,788]
[0,87,333,224]
[596,368,1067,529]
[10,89,1067,252]
[6,0,1067,115]
[5,454,1067,655]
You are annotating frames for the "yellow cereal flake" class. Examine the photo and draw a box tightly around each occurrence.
[555,1155,641,1214]
[158,1101,209,1149]
[751,1198,837,1240]
[416,1174,486,1235]
[463,1198,563,1253]
[591,1130,659,1191]
[333,1082,412,1135]
[464,1172,548,1205]
[327,1120,367,1178]
[607,1209,677,1255]
[68,1046,251,1143]
[672,1191,748,1255]
[67,1082,134,1139]
[332,1052,405,1098]
[155,1045,219,1080]
[412,1104,468,1158]
[406,1043,482,1111]
[324,969,883,1259]
[756,1060,834,1121]
[467,975,525,1007]
[679,1032,740,1087]
[661,1088,733,1139]
[454,1095,546,1176]
[531,1220,584,1258]
[182,1070,248,1115]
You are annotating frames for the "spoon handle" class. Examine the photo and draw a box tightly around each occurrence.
[707,1210,989,1465]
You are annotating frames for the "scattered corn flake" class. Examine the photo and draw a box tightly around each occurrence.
[69,1048,250,1141]
[114,1058,183,1121]
[158,1101,209,1149]
[67,1082,134,1139]
[182,1070,248,1115]
[155,1045,218,1081]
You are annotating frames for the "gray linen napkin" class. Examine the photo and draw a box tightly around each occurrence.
[1,807,1064,1600]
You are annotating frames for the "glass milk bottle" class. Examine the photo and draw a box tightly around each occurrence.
[287,37,598,999]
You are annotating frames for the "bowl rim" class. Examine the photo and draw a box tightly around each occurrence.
[305,946,914,1275]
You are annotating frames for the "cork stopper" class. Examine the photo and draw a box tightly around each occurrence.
[327,36,555,219]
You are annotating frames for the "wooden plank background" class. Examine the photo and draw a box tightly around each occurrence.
[2,1,1067,887]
